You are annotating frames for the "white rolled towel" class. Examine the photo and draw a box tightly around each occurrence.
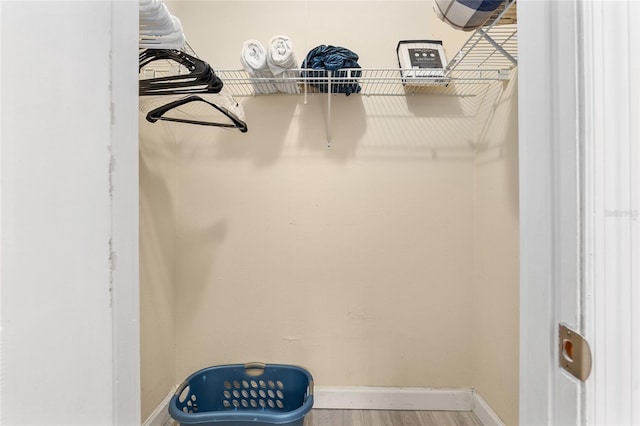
[267,35,300,94]
[241,39,277,94]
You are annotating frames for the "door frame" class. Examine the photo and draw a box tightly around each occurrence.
[111,1,141,424]
[519,1,640,424]
[110,0,640,424]
[124,0,640,424]
[518,0,580,423]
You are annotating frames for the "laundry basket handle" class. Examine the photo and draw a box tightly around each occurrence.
[244,362,266,375]
[174,380,190,401]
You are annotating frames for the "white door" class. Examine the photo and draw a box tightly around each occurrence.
[519,1,640,424]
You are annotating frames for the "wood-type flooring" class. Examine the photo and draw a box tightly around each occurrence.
[305,409,484,425]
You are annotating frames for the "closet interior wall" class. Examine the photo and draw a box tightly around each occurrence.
[139,2,519,425]
[471,74,519,425]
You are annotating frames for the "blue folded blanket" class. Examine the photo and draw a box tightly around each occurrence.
[301,45,362,96]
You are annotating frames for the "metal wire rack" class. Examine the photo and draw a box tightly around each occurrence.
[140,1,516,97]
[446,0,517,74]
[139,0,517,141]
[211,0,517,99]
[213,67,509,99]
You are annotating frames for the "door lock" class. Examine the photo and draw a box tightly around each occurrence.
[559,324,592,381]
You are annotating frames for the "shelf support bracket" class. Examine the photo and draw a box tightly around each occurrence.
[326,71,332,146]
[478,29,518,66]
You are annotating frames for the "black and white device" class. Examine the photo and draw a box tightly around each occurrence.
[396,40,448,85]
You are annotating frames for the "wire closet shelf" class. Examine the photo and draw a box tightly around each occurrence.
[140,0,517,99]
[213,67,507,98]
[214,0,517,98]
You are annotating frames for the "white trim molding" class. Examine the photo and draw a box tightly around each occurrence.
[517,2,556,424]
[110,1,141,425]
[142,390,175,426]
[518,0,587,423]
[313,386,473,411]
[472,392,505,426]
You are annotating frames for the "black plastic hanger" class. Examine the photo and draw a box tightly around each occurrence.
[139,49,223,95]
[139,49,246,131]
[144,94,248,132]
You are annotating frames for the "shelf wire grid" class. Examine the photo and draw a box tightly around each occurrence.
[139,1,517,99]
[213,68,503,98]
[446,0,517,74]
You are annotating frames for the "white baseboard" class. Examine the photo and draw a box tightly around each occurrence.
[142,389,175,426]
[144,386,504,426]
[313,386,473,411]
[472,392,505,426]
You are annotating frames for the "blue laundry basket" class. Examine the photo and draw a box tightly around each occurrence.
[169,363,314,426]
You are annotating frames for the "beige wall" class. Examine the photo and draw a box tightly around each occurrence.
[170,94,476,387]
[140,118,178,420]
[472,76,520,425]
[139,1,519,422]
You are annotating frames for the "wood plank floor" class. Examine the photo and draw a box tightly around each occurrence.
[305,409,484,426]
